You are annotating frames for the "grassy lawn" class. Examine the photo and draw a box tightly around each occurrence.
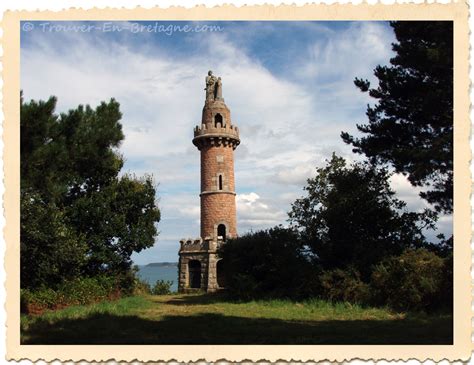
[21,293,452,344]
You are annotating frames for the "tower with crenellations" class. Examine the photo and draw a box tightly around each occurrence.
[178,71,240,292]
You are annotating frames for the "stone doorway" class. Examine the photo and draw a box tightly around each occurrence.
[188,260,201,289]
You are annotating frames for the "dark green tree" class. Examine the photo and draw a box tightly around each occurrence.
[341,21,453,213]
[20,191,88,289]
[21,95,125,203]
[288,154,435,280]
[21,95,160,289]
[68,174,160,275]
[220,226,318,299]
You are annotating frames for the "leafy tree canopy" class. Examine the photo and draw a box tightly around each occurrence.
[341,21,453,213]
[288,154,435,280]
[21,94,160,289]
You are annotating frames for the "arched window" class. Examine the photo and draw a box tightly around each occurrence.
[188,260,201,289]
[218,175,223,190]
[217,224,226,242]
[214,113,223,127]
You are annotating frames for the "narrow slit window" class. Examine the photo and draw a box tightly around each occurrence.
[218,175,223,190]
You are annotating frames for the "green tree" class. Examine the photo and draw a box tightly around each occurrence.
[341,21,453,213]
[21,95,125,203]
[288,154,434,280]
[68,174,160,275]
[20,191,88,289]
[21,95,160,289]
[220,226,318,299]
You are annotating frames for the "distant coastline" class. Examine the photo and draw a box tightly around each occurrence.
[143,262,178,268]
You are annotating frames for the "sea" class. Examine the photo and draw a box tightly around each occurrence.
[136,263,179,292]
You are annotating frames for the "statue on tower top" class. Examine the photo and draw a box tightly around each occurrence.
[205,70,223,101]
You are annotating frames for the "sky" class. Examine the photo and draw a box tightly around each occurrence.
[20,20,453,264]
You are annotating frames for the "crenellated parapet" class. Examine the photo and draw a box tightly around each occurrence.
[179,237,205,252]
[179,237,224,253]
[192,123,240,150]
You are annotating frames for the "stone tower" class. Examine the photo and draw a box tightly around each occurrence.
[178,71,240,293]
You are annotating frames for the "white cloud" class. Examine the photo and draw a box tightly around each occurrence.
[299,22,394,82]
[272,164,314,186]
[237,192,262,205]
[21,21,450,262]
[236,192,286,231]
[389,173,428,212]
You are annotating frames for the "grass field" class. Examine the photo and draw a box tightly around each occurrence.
[20,293,453,344]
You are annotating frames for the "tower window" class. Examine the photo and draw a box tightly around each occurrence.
[218,175,223,190]
[214,113,223,127]
[217,224,226,242]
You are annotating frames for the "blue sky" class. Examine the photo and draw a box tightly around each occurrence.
[20,21,452,264]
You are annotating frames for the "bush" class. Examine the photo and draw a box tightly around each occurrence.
[319,268,370,304]
[227,273,259,301]
[21,287,58,314]
[118,266,145,296]
[370,248,445,311]
[438,253,453,310]
[133,278,152,296]
[21,275,120,314]
[152,280,173,295]
[58,276,117,305]
[221,226,318,300]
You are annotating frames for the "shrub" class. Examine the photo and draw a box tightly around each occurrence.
[221,226,318,300]
[118,266,144,296]
[319,268,370,304]
[133,278,152,295]
[438,253,453,310]
[21,275,120,314]
[370,248,445,311]
[227,273,259,300]
[21,287,58,314]
[152,280,173,295]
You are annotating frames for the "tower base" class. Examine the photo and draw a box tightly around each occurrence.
[178,238,226,293]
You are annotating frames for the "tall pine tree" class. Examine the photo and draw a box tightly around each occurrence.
[341,21,453,214]
[21,95,161,289]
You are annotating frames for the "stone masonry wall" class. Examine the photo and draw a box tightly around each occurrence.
[199,141,237,239]
[200,144,235,192]
[178,252,209,292]
[178,240,222,293]
[201,100,231,127]
[200,193,237,239]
